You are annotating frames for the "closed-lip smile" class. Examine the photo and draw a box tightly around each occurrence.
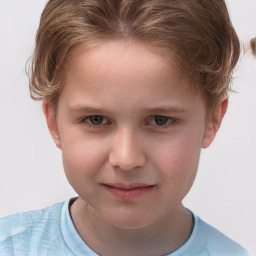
[102,183,156,200]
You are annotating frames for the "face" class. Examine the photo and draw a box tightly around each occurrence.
[44,40,224,229]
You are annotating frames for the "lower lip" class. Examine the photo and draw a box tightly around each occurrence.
[103,185,155,200]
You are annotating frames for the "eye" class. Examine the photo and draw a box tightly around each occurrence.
[82,115,108,126]
[89,115,104,125]
[147,115,178,127]
[154,116,169,126]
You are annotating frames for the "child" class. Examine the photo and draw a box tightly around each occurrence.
[0,0,251,255]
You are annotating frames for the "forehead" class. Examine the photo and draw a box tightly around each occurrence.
[59,40,205,116]
[66,40,185,92]
[69,40,176,76]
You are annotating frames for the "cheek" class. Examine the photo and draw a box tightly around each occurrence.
[155,129,203,180]
[61,138,108,200]
[60,131,107,179]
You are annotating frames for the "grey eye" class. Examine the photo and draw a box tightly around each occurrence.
[154,116,168,125]
[89,115,104,125]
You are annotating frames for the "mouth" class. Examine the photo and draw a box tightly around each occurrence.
[102,183,156,200]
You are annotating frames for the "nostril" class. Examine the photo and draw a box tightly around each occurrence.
[108,131,146,170]
[108,151,146,171]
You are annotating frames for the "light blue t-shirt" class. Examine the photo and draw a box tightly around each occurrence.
[0,198,250,256]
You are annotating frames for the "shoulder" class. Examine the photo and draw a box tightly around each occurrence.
[0,201,64,239]
[196,216,250,256]
[0,201,65,254]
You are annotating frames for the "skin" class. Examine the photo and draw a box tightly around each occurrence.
[43,40,227,256]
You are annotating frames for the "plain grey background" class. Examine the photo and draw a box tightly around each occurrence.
[0,0,255,254]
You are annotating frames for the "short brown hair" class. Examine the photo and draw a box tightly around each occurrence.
[29,0,240,113]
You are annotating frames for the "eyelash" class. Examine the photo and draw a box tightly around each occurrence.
[79,115,179,129]
[80,115,110,127]
[147,116,178,127]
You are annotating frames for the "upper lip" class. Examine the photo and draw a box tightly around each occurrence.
[103,183,154,190]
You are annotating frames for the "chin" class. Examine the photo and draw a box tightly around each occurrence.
[87,205,155,230]
[106,216,155,230]
[98,208,164,230]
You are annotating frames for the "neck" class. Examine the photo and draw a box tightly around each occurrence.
[70,197,193,256]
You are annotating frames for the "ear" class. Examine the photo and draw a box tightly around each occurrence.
[42,101,62,149]
[202,98,228,148]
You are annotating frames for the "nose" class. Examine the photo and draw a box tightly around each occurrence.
[108,128,146,171]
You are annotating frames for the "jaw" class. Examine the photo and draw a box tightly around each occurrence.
[71,197,193,256]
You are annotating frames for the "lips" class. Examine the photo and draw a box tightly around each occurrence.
[102,183,155,200]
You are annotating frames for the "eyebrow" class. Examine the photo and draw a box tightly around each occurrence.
[69,105,107,114]
[68,104,189,115]
[142,106,190,114]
